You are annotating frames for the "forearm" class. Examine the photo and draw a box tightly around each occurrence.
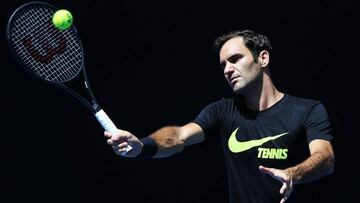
[149,125,185,158]
[285,151,335,184]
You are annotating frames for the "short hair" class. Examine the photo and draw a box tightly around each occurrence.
[213,30,272,62]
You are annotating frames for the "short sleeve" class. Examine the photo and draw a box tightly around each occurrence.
[304,102,333,143]
[192,99,224,136]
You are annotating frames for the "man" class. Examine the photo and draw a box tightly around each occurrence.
[105,30,335,203]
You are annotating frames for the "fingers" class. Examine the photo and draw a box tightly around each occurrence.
[260,165,290,184]
[279,178,294,203]
[280,182,287,194]
[260,165,294,203]
[104,131,112,138]
[104,129,128,138]
[103,130,138,157]
[112,142,130,153]
[112,142,129,150]
[259,165,280,180]
[104,130,131,145]
[107,138,116,145]
[283,181,293,201]
[259,165,274,175]
[280,189,291,203]
[107,136,129,146]
[279,183,288,203]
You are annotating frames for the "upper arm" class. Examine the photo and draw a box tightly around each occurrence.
[179,122,205,146]
[305,102,335,170]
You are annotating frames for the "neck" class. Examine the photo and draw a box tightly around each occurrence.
[242,71,284,111]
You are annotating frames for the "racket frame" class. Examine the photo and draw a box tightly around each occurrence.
[6,1,132,154]
[6,1,100,113]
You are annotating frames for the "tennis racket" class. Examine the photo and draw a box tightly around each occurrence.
[7,1,132,155]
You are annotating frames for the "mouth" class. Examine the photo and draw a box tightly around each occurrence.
[230,76,239,85]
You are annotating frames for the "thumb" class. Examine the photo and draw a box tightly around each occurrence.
[104,131,112,138]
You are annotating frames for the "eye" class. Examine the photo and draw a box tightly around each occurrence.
[228,54,243,64]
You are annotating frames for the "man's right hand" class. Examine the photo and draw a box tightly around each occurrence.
[104,129,143,157]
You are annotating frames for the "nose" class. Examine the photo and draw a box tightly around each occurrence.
[224,62,235,74]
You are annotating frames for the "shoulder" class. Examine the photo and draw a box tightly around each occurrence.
[285,94,323,109]
[284,94,328,119]
[204,97,236,107]
[197,97,240,118]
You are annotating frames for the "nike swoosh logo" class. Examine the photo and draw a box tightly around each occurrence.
[228,128,289,153]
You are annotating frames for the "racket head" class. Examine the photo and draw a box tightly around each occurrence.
[6,1,84,83]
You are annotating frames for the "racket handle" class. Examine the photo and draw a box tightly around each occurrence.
[95,109,133,155]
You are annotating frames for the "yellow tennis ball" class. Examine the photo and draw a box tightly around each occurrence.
[52,9,73,30]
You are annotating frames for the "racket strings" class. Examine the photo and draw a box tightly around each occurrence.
[9,4,83,82]
[12,7,62,77]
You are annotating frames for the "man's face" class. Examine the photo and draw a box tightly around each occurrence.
[219,37,262,94]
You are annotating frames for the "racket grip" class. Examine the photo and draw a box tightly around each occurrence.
[95,109,133,155]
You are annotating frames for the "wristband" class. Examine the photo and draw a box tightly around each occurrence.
[137,137,158,158]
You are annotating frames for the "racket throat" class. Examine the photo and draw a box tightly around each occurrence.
[92,103,101,112]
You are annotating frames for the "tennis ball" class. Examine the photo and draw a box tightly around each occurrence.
[52,9,73,30]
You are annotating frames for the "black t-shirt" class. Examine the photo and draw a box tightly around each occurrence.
[193,94,332,203]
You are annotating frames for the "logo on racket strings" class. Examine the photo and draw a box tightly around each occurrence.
[22,23,67,64]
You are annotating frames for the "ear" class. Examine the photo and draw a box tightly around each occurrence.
[258,50,270,67]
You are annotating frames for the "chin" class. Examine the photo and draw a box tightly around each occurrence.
[232,83,245,94]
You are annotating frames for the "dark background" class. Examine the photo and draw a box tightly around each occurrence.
[1,0,358,202]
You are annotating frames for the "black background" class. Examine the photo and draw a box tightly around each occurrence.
[1,0,358,202]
